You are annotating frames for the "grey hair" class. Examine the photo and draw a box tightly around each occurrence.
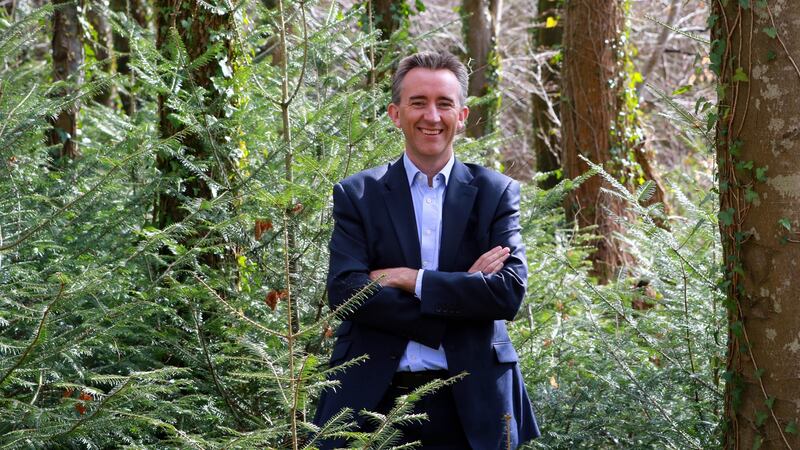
[391,51,468,106]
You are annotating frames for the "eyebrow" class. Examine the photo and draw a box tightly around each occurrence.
[408,95,456,103]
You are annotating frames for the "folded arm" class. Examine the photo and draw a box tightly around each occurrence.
[419,180,527,321]
[327,183,445,348]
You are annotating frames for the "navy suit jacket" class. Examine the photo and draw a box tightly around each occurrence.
[313,157,540,449]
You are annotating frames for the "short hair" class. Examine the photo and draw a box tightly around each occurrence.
[391,51,468,106]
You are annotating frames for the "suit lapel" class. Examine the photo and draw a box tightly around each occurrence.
[381,158,421,268]
[439,160,477,271]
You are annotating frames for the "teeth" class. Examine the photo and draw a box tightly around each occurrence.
[421,129,441,135]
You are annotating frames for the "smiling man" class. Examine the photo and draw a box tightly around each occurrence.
[313,51,540,449]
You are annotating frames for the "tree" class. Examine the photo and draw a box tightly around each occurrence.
[532,0,562,189]
[110,0,147,115]
[561,0,630,282]
[86,0,115,108]
[712,1,800,448]
[153,1,236,270]
[462,0,501,139]
[48,0,83,160]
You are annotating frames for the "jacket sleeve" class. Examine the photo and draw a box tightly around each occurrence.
[327,182,446,349]
[419,180,527,321]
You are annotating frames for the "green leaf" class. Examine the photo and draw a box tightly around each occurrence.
[733,67,749,83]
[672,84,693,95]
[754,410,768,427]
[745,189,759,203]
[767,50,777,61]
[755,368,765,379]
[762,27,777,39]
[755,166,768,182]
[786,421,798,435]
[778,218,792,231]
[415,0,426,13]
[739,0,750,9]
[752,434,762,450]
[719,208,736,226]
[765,396,775,409]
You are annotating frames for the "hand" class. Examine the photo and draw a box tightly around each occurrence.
[468,246,510,275]
[369,267,418,294]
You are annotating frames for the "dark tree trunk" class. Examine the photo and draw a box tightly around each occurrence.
[462,0,501,139]
[110,0,147,115]
[86,0,115,108]
[154,1,235,270]
[533,0,562,189]
[561,0,630,283]
[713,2,800,448]
[48,0,84,161]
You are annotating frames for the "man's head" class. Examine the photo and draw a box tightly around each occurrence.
[391,51,468,107]
[388,51,470,171]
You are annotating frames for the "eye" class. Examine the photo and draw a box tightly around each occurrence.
[438,102,454,109]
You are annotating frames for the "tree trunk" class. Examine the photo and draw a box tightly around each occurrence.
[713,2,800,448]
[110,0,147,115]
[154,1,235,270]
[462,0,501,139]
[561,0,629,282]
[86,0,115,108]
[48,0,84,161]
[532,0,562,189]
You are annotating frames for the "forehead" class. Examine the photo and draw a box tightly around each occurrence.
[398,68,461,101]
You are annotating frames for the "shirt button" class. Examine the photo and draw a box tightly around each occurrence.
[425,198,432,204]
[424,229,432,235]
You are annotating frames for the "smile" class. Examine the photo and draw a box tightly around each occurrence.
[419,128,443,135]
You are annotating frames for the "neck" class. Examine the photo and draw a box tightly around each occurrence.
[406,150,453,186]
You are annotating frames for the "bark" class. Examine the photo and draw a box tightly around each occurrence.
[154,1,235,269]
[110,0,147,115]
[48,0,84,161]
[561,0,630,282]
[86,0,115,108]
[533,0,562,189]
[713,2,800,448]
[462,0,502,139]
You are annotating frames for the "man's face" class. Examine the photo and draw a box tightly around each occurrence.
[388,68,469,166]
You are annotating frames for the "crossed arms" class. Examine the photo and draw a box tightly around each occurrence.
[327,180,527,348]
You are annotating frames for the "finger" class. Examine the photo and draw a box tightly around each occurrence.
[474,246,503,267]
[484,260,505,274]
[483,247,510,267]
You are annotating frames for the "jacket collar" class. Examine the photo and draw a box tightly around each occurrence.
[381,155,477,271]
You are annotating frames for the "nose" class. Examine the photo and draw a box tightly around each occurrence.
[422,104,441,122]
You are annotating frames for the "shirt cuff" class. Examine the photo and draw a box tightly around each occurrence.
[414,269,424,300]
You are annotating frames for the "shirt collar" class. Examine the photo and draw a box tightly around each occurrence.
[402,152,455,187]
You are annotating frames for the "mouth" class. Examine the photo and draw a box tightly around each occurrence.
[419,128,443,136]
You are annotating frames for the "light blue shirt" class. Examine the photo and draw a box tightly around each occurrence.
[396,152,454,372]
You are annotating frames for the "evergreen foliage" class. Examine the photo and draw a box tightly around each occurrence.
[1,1,723,449]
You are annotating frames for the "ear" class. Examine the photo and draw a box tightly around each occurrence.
[387,103,401,127]
[457,105,469,131]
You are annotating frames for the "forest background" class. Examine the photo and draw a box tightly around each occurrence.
[1,0,799,448]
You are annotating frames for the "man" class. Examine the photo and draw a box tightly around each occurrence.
[313,51,540,449]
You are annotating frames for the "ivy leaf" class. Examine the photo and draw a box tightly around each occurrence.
[767,50,777,61]
[786,421,798,435]
[719,208,736,226]
[733,67,749,83]
[778,218,792,231]
[415,0,426,13]
[752,434,762,450]
[738,0,750,9]
[762,27,777,39]
[745,189,759,203]
[754,410,768,427]
[755,166,768,182]
[765,396,775,409]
